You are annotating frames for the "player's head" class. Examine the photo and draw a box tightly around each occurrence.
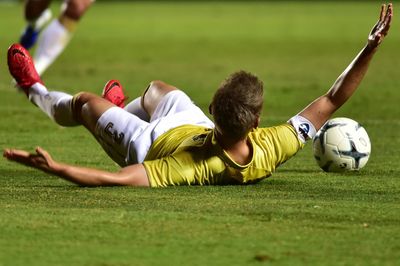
[210,70,264,140]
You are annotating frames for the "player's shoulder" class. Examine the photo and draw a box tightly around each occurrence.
[252,115,317,144]
[250,122,303,150]
[252,123,295,137]
[179,130,210,148]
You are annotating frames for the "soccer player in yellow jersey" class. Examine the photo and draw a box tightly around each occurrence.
[4,4,393,187]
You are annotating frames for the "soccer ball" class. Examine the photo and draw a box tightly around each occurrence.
[313,117,371,172]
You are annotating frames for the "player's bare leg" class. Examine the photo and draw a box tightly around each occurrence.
[20,0,52,49]
[24,0,51,20]
[34,0,94,75]
[62,0,93,20]
[142,80,178,117]
[112,80,178,122]
[71,92,115,133]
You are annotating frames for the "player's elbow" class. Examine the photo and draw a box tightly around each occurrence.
[115,164,150,187]
[324,92,344,112]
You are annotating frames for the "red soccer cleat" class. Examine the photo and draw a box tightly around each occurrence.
[7,43,42,95]
[102,80,127,108]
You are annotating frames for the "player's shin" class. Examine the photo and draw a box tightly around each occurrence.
[29,83,78,126]
[33,17,74,75]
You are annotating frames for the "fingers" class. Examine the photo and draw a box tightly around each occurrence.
[387,3,393,18]
[3,149,10,158]
[378,3,393,25]
[36,146,52,162]
[381,3,393,36]
[3,148,37,167]
[383,3,393,23]
[370,3,393,45]
[3,148,31,160]
[380,4,386,22]
[36,146,46,157]
[386,3,393,24]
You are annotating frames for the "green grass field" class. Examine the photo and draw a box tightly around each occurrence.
[1,1,399,265]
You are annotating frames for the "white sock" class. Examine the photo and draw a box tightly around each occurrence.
[29,82,78,126]
[28,9,52,30]
[33,19,72,75]
[124,97,150,122]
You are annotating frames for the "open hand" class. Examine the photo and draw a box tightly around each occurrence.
[3,147,58,173]
[368,3,393,49]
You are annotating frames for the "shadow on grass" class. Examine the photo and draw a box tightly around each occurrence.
[277,168,321,174]
[2,167,399,202]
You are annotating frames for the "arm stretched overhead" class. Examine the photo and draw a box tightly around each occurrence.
[299,3,393,131]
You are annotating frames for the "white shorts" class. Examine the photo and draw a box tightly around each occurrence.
[94,90,214,166]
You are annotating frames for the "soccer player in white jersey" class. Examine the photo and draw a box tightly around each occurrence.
[19,0,94,75]
[4,4,393,187]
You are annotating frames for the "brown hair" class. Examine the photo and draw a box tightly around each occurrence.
[210,70,264,140]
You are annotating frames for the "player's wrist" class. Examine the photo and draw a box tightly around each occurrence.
[50,161,66,175]
[365,42,379,54]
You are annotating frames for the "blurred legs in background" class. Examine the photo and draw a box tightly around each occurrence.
[20,0,94,75]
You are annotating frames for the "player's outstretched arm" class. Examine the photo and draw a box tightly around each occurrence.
[298,3,393,131]
[3,147,150,187]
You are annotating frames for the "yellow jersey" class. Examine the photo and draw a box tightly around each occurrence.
[143,123,303,187]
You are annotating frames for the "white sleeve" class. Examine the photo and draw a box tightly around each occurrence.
[288,115,317,143]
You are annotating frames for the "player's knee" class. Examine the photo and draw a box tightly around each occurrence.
[24,0,51,20]
[71,92,95,120]
[147,80,177,93]
[72,92,94,106]
[142,80,178,116]
[64,0,93,20]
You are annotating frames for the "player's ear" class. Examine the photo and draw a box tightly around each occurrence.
[254,116,260,128]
